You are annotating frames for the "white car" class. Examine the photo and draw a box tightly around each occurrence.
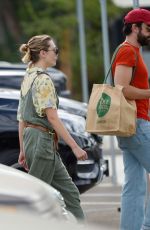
[0,164,75,221]
[0,209,99,230]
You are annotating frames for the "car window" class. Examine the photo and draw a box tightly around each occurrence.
[0,98,19,110]
[0,75,23,89]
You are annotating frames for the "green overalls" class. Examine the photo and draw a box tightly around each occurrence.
[20,71,85,220]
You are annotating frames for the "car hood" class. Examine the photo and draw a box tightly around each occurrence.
[0,164,64,218]
[59,97,87,118]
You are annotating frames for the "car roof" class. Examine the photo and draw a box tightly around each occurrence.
[0,63,67,79]
[0,88,87,117]
[0,70,26,76]
[0,88,85,121]
[0,88,87,108]
[0,88,20,99]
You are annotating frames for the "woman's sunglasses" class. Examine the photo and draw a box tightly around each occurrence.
[47,47,59,55]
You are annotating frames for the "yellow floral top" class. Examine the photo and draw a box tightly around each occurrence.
[17,67,57,121]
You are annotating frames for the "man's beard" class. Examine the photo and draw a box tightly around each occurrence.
[137,31,150,46]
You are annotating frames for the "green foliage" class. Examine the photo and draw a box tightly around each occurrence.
[17,0,76,43]
[0,0,128,100]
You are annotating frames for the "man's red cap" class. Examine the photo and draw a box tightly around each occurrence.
[124,8,150,25]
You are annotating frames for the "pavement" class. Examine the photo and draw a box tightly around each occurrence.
[80,136,123,229]
[81,177,121,230]
[81,136,150,229]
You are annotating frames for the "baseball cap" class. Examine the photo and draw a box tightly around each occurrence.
[124,8,150,25]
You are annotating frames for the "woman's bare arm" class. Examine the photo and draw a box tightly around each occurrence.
[46,108,88,161]
[18,121,28,170]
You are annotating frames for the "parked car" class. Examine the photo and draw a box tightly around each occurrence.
[59,97,87,118]
[58,97,103,144]
[0,62,70,98]
[0,88,108,193]
[0,163,74,221]
[0,209,98,230]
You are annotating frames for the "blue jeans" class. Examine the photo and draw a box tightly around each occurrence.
[117,119,150,230]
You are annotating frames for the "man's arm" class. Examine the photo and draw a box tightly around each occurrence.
[114,65,150,100]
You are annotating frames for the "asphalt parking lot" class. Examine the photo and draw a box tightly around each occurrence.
[81,176,121,229]
[80,136,122,229]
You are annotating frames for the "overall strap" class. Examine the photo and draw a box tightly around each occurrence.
[103,44,138,85]
[31,70,50,88]
[31,70,59,108]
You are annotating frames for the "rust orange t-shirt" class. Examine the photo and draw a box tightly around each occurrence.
[112,41,150,121]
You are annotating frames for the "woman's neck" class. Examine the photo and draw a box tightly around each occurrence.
[31,62,47,70]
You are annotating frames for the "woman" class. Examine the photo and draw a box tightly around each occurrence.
[17,34,87,220]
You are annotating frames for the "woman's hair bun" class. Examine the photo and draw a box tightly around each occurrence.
[19,43,31,63]
[19,43,29,53]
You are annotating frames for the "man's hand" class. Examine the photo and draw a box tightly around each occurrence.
[18,151,29,171]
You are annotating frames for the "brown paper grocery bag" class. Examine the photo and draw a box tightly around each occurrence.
[86,84,137,137]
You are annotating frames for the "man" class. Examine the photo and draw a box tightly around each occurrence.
[112,8,150,230]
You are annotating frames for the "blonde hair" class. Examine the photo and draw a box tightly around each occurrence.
[19,34,52,63]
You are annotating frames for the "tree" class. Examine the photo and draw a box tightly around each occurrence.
[0,0,127,100]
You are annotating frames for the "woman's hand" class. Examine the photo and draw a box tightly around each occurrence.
[18,150,29,171]
[72,146,88,161]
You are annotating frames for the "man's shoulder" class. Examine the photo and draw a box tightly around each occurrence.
[116,43,136,58]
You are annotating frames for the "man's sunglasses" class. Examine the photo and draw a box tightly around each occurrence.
[47,47,59,55]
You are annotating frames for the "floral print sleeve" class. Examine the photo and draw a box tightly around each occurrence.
[32,74,57,117]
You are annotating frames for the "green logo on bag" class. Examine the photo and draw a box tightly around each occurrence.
[96,93,111,117]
